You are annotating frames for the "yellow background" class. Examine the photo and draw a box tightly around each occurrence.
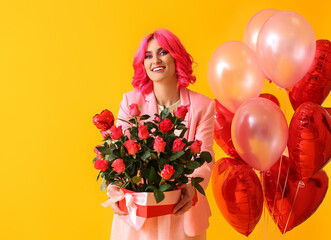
[0,0,330,239]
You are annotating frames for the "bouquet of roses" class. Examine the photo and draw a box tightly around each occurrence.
[92,104,212,203]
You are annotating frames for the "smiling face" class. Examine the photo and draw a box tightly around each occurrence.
[143,39,177,84]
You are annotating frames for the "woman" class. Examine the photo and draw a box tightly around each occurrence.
[110,29,215,240]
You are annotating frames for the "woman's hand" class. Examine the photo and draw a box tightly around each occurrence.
[111,202,128,215]
[173,185,196,215]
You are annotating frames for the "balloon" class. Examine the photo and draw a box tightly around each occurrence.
[263,156,328,233]
[208,41,265,113]
[212,158,263,236]
[243,9,279,51]
[259,93,280,107]
[256,11,316,89]
[288,102,331,179]
[231,98,288,171]
[289,40,331,110]
[214,100,238,157]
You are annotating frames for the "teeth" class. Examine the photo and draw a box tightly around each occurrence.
[152,67,165,72]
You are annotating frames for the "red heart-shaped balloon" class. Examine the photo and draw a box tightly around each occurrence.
[288,102,331,179]
[289,40,331,111]
[263,156,328,233]
[214,100,238,157]
[259,93,280,107]
[212,158,263,236]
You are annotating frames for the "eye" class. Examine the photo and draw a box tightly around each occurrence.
[145,54,152,59]
[159,50,168,56]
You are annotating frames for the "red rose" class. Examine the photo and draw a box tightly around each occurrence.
[175,105,188,120]
[153,137,167,153]
[94,159,109,172]
[160,119,173,133]
[172,138,186,152]
[94,145,102,158]
[110,125,123,140]
[93,109,114,131]
[138,125,149,139]
[129,104,140,116]
[111,158,125,173]
[161,164,175,180]
[190,139,202,154]
[124,139,141,155]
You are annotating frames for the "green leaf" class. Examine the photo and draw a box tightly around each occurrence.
[169,150,185,161]
[117,118,131,125]
[194,182,205,196]
[185,161,201,170]
[159,184,171,192]
[200,151,212,163]
[140,114,150,120]
[141,150,151,160]
[100,178,107,192]
[192,177,204,183]
[145,185,156,192]
[154,189,165,203]
[171,164,183,179]
[120,145,126,158]
[176,124,186,130]
[96,146,112,155]
[179,128,187,138]
[160,108,170,120]
[132,176,141,184]
[96,170,102,181]
[148,166,157,183]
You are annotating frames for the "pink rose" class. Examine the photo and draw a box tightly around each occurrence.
[138,125,149,139]
[161,164,175,180]
[110,125,123,140]
[175,105,188,120]
[153,137,167,153]
[124,139,141,155]
[160,119,173,133]
[94,159,109,172]
[172,138,186,152]
[100,129,111,139]
[129,104,140,116]
[154,116,161,122]
[111,158,125,173]
[93,109,114,131]
[190,139,202,154]
[94,145,102,158]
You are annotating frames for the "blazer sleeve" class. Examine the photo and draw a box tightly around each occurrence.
[189,100,216,190]
[116,93,132,131]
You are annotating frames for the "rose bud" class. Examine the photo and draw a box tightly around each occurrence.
[111,158,125,173]
[129,104,140,116]
[160,119,173,133]
[94,159,109,172]
[100,129,111,139]
[154,116,161,122]
[175,105,188,120]
[172,138,186,152]
[124,139,141,155]
[93,109,114,131]
[153,137,167,153]
[190,139,202,154]
[110,125,123,140]
[161,164,175,180]
[138,125,149,139]
[94,145,103,158]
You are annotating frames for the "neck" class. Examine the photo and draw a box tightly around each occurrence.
[153,80,180,107]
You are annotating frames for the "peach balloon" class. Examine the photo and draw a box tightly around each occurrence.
[231,98,288,171]
[243,9,279,51]
[207,41,264,113]
[256,11,316,89]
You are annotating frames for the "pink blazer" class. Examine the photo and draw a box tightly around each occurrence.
[117,87,216,236]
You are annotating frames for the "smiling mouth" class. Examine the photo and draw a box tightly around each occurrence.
[152,67,166,72]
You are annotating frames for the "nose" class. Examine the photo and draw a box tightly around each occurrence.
[152,55,162,64]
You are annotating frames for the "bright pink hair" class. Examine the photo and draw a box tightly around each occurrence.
[132,29,196,94]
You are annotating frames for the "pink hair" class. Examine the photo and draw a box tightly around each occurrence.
[132,29,196,94]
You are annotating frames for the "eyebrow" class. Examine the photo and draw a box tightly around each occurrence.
[145,48,164,54]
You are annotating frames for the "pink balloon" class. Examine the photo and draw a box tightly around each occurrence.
[208,41,265,113]
[243,9,279,51]
[256,11,316,89]
[231,98,288,171]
